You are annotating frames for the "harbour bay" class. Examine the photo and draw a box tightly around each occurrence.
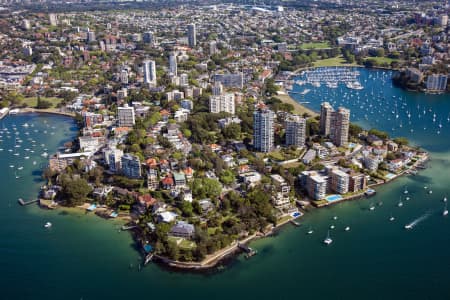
[2,67,450,299]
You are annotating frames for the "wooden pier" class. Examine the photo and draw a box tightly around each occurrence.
[238,243,257,258]
[18,198,39,206]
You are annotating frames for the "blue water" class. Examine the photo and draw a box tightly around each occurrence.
[2,68,450,300]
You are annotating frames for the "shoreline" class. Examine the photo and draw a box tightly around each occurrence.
[13,107,76,118]
[275,90,318,117]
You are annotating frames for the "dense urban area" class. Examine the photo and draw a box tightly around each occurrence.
[0,0,441,266]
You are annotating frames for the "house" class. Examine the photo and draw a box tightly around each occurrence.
[198,199,215,214]
[239,171,262,186]
[302,149,316,165]
[138,194,157,208]
[169,221,195,239]
[157,211,177,223]
[366,135,383,146]
[182,189,193,202]
[173,172,186,188]
[387,159,404,172]
[183,167,194,180]
[92,186,113,199]
[161,174,175,189]
[221,154,235,168]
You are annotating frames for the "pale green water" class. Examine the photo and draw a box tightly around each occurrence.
[2,68,450,300]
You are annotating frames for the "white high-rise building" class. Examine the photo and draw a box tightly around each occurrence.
[331,107,350,147]
[117,104,135,127]
[180,73,189,87]
[187,24,196,48]
[169,53,177,77]
[22,19,31,30]
[209,41,218,55]
[143,60,157,86]
[210,93,235,115]
[120,69,129,84]
[49,13,57,26]
[87,31,96,42]
[320,102,334,136]
[253,108,274,153]
[103,147,123,173]
[285,114,306,148]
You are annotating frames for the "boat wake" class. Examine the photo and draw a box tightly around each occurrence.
[404,211,432,230]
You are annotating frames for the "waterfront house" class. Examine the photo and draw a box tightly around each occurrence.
[169,221,195,239]
[157,211,178,223]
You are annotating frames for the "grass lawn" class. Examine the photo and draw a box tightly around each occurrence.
[277,215,292,225]
[364,56,399,65]
[313,56,358,68]
[168,237,197,250]
[21,97,62,108]
[300,42,331,50]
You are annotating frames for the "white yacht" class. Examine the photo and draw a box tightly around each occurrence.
[44,222,52,228]
[344,226,350,231]
[323,231,333,245]
[443,204,448,216]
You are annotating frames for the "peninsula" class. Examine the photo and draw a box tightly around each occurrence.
[0,1,435,269]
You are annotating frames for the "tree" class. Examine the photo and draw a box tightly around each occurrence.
[219,169,235,185]
[61,177,92,206]
[180,201,193,217]
[191,178,222,199]
[393,137,409,146]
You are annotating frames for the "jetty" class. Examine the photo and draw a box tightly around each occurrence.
[290,220,301,227]
[121,225,137,231]
[238,243,257,258]
[18,198,39,206]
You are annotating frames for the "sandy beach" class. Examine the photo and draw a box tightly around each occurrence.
[275,90,318,117]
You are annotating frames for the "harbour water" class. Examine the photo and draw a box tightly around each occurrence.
[2,67,450,299]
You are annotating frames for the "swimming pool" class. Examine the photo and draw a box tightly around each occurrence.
[291,211,303,218]
[326,195,343,202]
[385,173,396,180]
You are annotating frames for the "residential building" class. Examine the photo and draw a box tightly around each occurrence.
[212,82,223,96]
[170,221,195,239]
[169,53,177,77]
[213,73,244,89]
[179,73,189,87]
[306,173,327,200]
[103,147,123,173]
[320,102,334,136]
[121,154,141,178]
[426,74,447,92]
[187,23,196,48]
[173,172,187,188]
[49,13,57,26]
[147,169,159,190]
[120,69,128,84]
[143,31,154,44]
[329,168,350,194]
[253,108,274,153]
[143,60,157,86]
[349,172,367,192]
[83,112,103,128]
[117,104,135,127]
[285,114,306,148]
[210,93,235,115]
[331,107,350,147]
